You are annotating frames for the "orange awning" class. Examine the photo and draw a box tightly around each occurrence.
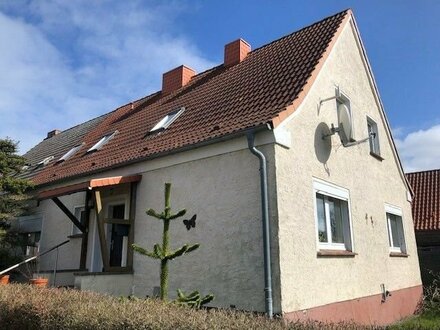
[38,175,142,200]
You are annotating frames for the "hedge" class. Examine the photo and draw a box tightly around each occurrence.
[0,284,379,329]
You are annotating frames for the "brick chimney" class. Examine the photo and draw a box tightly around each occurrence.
[46,129,61,139]
[162,65,196,95]
[224,39,251,67]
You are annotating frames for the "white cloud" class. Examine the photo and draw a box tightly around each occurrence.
[395,125,440,172]
[0,1,215,153]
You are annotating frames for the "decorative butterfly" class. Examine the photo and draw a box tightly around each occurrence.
[183,214,196,231]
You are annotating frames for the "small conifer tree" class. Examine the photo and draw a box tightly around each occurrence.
[132,183,199,300]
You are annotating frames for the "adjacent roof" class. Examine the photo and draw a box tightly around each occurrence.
[19,114,109,180]
[27,9,351,187]
[407,169,440,231]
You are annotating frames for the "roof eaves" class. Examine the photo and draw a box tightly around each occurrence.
[35,123,270,189]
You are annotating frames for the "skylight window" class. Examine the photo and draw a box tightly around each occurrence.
[150,107,185,133]
[37,156,54,167]
[58,143,84,162]
[87,131,117,153]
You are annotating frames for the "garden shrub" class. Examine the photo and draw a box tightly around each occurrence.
[0,284,382,330]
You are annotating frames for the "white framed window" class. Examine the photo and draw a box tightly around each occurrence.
[87,131,117,153]
[150,107,185,133]
[71,206,86,236]
[313,179,353,251]
[367,117,380,155]
[385,204,406,253]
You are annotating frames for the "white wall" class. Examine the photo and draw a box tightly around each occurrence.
[36,140,281,312]
[131,146,278,311]
[274,19,422,313]
[38,193,85,272]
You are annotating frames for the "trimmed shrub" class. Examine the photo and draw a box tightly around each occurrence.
[0,284,380,329]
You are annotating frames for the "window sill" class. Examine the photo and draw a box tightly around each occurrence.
[389,252,409,258]
[370,152,384,161]
[74,269,133,276]
[317,250,357,257]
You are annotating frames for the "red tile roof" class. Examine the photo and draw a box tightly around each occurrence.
[31,10,350,187]
[407,169,440,231]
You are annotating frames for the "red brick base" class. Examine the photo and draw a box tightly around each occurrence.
[284,285,423,326]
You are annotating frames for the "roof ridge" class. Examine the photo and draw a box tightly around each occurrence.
[251,9,351,54]
[406,168,440,175]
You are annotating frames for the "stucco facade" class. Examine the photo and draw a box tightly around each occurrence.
[35,136,282,313]
[274,19,421,319]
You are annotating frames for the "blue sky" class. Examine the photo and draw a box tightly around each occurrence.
[0,1,439,172]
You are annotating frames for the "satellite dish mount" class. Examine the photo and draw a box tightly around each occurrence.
[319,88,353,146]
[319,87,376,147]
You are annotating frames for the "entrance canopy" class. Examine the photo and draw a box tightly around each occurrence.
[36,174,142,272]
[37,175,142,200]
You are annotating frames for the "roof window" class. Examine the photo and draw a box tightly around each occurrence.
[37,156,54,167]
[87,131,117,153]
[58,143,84,162]
[150,107,185,133]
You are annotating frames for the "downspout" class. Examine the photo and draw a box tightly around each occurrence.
[246,131,273,318]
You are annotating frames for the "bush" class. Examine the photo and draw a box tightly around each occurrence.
[0,284,381,330]
[388,273,440,330]
[422,272,440,316]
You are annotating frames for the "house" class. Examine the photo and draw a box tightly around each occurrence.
[10,115,109,262]
[19,9,421,325]
[406,169,440,286]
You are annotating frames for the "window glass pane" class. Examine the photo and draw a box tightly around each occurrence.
[316,193,327,242]
[329,197,344,243]
[389,214,400,248]
[341,200,351,248]
[367,119,380,154]
[150,107,184,132]
[72,207,85,235]
[368,123,374,152]
[111,204,125,219]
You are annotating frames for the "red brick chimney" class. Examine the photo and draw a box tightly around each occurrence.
[162,65,196,95]
[224,39,251,67]
[46,129,61,139]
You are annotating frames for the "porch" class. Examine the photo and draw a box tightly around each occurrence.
[37,174,141,292]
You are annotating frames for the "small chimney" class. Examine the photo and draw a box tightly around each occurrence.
[224,39,251,67]
[46,129,61,139]
[162,65,196,95]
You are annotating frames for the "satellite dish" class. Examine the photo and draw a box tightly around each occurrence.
[337,103,352,145]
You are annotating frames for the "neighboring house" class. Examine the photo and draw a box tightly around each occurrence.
[19,10,421,325]
[406,169,440,286]
[13,115,109,264]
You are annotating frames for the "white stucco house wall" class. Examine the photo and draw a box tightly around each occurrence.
[19,9,421,325]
